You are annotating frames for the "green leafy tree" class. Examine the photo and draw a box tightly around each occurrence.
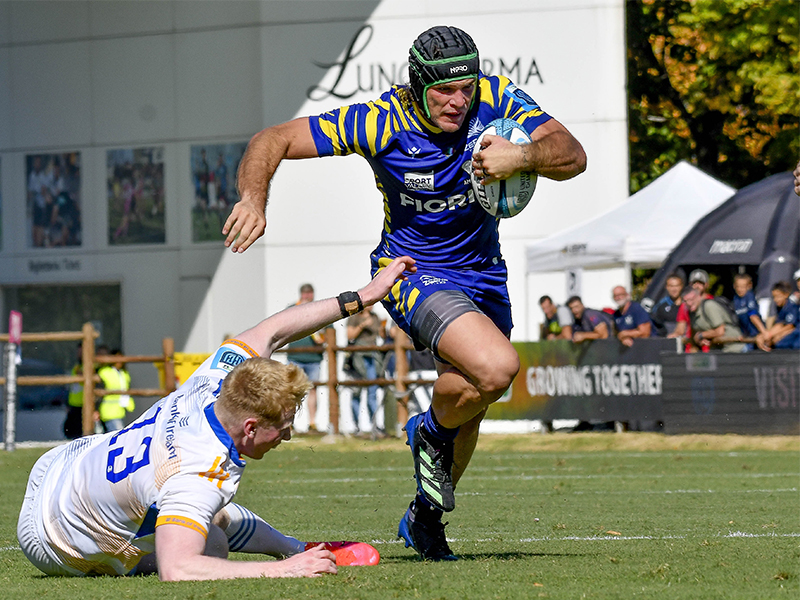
[627,0,799,192]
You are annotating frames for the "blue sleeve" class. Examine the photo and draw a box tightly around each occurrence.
[632,303,656,336]
[478,75,552,135]
[780,303,799,326]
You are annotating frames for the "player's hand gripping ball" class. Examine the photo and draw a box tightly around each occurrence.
[471,118,538,218]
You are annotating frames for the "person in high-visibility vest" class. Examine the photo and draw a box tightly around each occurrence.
[63,343,84,440]
[96,348,134,432]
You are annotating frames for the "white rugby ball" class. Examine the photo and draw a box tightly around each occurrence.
[471,118,538,219]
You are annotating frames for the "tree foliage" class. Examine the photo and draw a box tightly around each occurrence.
[627,0,799,192]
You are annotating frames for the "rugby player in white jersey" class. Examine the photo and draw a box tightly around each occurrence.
[17,256,415,581]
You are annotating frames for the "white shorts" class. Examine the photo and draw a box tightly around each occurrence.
[17,444,82,576]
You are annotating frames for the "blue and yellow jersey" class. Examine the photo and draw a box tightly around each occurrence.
[308,73,552,270]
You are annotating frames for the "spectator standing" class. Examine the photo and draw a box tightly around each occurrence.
[285,283,325,433]
[681,287,745,353]
[539,295,573,340]
[650,273,684,337]
[671,269,713,344]
[612,286,652,347]
[566,296,610,342]
[346,307,383,435]
[96,348,134,433]
[756,281,800,351]
[732,274,767,344]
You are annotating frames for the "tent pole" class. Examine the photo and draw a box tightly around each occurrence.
[624,262,632,292]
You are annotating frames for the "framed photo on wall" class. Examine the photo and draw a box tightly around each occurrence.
[107,147,165,245]
[190,142,247,242]
[26,152,82,248]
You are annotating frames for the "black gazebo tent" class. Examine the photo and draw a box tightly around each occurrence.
[642,171,799,306]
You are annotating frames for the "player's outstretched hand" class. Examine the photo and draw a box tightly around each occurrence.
[793,160,800,196]
[222,197,267,253]
[358,256,417,306]
[278,544,337,577]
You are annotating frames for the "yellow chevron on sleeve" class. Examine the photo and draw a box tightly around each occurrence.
[353,109,362,156]
[365,107,380,155]
[390,95,412,131]
[155,515,208,538]
[338,106,351,154]
[478,78,496,108]
[317,119,342,154]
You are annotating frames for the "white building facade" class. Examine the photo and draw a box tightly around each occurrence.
[0,0,628,375]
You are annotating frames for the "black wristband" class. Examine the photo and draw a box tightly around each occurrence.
[337,291,363,318]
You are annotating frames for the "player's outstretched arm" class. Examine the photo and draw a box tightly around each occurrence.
[223,117,320,253]
[235,256,417,357]
[155,524,337,581]
[475,118,586,184]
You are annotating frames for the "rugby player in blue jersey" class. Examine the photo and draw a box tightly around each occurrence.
[227,25,586,560]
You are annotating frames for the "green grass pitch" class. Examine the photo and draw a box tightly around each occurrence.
[1,433,798,599]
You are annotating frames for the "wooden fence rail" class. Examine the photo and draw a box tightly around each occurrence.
[3,323,433,440]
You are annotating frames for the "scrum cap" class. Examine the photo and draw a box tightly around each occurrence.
[408,26,480,119]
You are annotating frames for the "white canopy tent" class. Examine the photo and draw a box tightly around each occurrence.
[525,161,736,273]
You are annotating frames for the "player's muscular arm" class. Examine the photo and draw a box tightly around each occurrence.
[520,118,586,180]
[223,118,319,253]
[235,256,416,357]
[155,524,337,581]
[475,119,586,184]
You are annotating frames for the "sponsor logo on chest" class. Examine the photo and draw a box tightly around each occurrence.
[404,171,434,191]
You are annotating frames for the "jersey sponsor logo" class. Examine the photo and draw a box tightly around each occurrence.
[404,171,434,191]
[420,275,449,286]
[407,145,421,157]
[400,191,474,213]
[211,348,246,373]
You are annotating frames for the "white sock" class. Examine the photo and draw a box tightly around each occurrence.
[220,502,305,558]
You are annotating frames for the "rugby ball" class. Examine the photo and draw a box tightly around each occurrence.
[471,118,538,219]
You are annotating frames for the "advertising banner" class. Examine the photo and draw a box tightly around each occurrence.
[487,339,678,422]
[662,351,800,435]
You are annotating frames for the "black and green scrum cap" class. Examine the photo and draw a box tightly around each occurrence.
[408,26,480,119]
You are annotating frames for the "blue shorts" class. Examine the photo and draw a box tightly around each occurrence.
[370,254,512,350]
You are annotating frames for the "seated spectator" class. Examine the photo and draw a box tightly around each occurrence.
[793,269,800,305]
[670,269,713,343]
[756,281,800,351]
[681,286,745,353]
[566,296,610,342]
[539,295,573,340]
[612,286,653,347]
[650,272,684,336]
[732,273,767,342]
